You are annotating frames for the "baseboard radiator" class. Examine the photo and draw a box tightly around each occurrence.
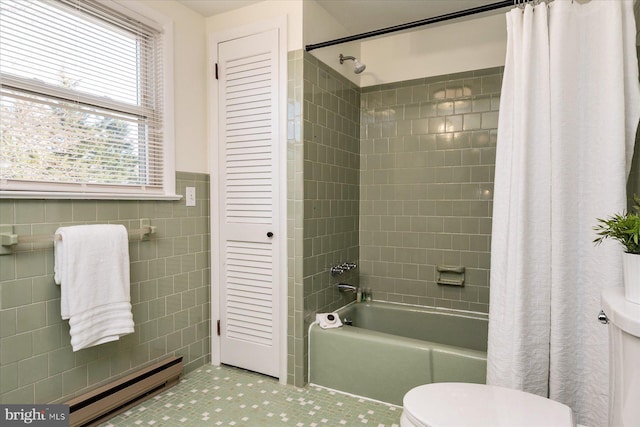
[66,356,183,427]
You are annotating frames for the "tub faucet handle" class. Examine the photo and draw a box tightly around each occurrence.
[330,265,345,276]
[341,262,357,271]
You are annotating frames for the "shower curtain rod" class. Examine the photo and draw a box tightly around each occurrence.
[304,0,513,52]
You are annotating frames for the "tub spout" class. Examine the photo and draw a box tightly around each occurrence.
[337,283,357,293]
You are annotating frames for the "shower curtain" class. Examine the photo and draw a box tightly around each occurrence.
[487,1,640,426]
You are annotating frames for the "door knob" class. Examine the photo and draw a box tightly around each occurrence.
[267,232,274,238]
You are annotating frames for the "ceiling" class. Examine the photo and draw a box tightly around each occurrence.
[177,0,262,17]
[314,0,503,35]
[178,0,506,35]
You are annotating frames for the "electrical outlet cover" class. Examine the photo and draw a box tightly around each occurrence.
[186,187,196,206]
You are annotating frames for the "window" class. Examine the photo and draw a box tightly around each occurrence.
[0,0,176,198]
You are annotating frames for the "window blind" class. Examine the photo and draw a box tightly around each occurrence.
[0,0,165,194]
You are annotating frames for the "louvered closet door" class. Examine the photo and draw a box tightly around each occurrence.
[218,28,280,377]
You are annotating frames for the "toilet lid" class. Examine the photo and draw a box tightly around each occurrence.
[403,383,575,427]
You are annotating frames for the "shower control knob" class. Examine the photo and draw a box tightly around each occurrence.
[267,232,274,238]
[597,310,609,324]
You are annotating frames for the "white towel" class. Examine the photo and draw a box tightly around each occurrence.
[54,224,134,351]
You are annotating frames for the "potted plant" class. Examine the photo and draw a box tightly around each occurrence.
[594,195,640,304]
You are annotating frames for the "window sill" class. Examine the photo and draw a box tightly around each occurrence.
[0,191,183,201]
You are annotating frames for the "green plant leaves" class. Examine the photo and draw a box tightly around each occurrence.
[593,195,640,254]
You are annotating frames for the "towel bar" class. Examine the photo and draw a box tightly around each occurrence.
[0,219,157,255]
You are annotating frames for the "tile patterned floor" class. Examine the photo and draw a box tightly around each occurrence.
[101,365,401,427]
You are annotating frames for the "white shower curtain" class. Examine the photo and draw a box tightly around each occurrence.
[487,1,640,426]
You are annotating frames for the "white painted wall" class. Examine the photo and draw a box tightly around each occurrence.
[206,0,303,51]
[359,14,507,87]
[304,4,507,87]
[303,0,360,86]
[142,1,208,174]
[144,0,508,174]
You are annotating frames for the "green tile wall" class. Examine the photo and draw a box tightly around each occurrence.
[0,172,210,404]
[359,69,503,313]
[630,132,640,208]
[301,52,360,384]
[627,45,640,209]
[287,50,305,387]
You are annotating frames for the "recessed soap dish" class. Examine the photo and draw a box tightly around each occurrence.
[437,265,465,286]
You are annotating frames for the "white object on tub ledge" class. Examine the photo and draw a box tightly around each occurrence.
[316,313,343,329]
[54,224,134,351]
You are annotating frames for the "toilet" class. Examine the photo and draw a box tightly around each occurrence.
[401,287,640,427]
[401,382,574,427]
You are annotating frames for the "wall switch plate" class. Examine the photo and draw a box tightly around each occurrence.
[185,187,196,207]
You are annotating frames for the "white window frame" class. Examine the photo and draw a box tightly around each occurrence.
[0,0,179,200]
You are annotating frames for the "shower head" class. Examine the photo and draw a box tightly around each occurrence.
[339,54,366,74]
[353,59,366,74]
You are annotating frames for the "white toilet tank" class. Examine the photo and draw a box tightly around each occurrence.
[601,287,640,427]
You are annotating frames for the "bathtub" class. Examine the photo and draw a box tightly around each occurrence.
[309,301,488,405]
